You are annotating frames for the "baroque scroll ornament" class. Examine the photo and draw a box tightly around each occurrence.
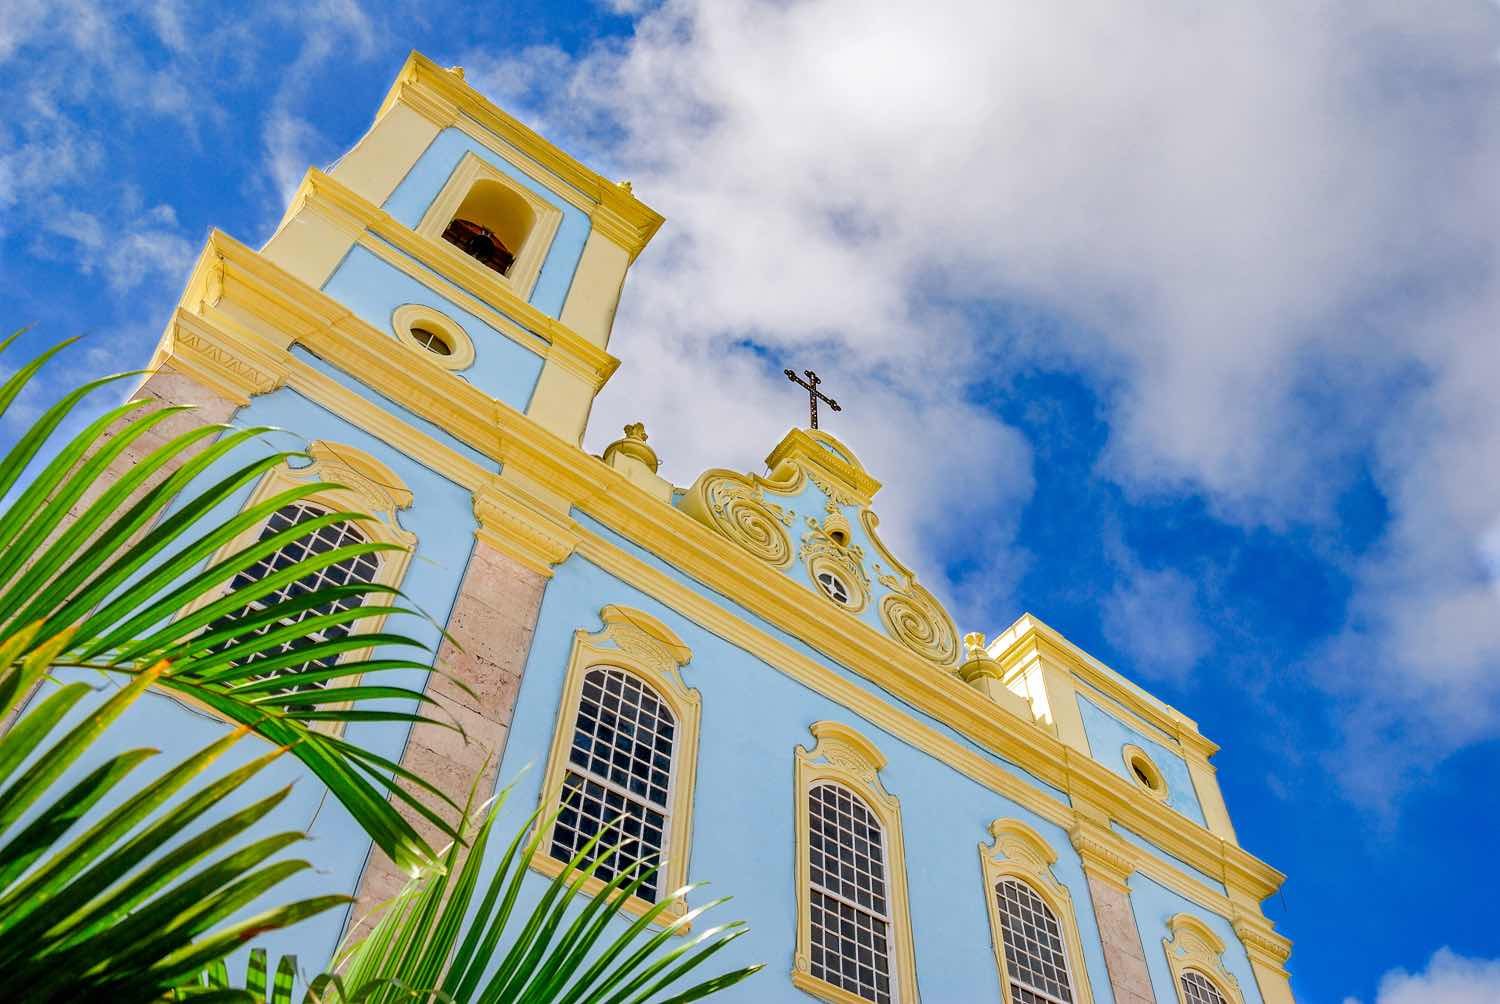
[696,474,795,567]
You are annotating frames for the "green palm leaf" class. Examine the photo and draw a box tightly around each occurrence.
[0,336,462,870]
[189,778,763,1003]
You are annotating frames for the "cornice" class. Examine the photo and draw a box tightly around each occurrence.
[1068,817,1137,892]
[995,615,1215,757]
[374,51,664,260]
[473,478,581,577]
[1232,915,1293,971]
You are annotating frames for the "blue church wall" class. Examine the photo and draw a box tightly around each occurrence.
[381,127,592,318]
[572,509,1066,804]
[21,385,479,972]
[288,347,501,473]
[318,245,545,412]
[1129,873,1264,1004]
[486,554,1117,1002]
[1077,692,1206,827]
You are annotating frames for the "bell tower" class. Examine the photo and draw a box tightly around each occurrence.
[244,51,663,447]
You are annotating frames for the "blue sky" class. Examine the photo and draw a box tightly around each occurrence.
[4,3,1500,1002]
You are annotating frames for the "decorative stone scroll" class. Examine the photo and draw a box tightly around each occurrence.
[679,469,796,567]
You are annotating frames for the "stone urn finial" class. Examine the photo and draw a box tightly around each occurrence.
[604,422,660,474]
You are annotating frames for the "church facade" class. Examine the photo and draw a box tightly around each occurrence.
[113,52,1295,1004]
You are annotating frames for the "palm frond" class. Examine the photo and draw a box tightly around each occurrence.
[325,780,763,1004]
[0,336,463,870]
[0,630,346,1003]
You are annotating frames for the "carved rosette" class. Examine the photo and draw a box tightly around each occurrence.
[879,582,960,667]
[681,472,794,567]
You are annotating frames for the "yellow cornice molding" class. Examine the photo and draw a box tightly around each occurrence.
[994,613,1216,756]
[764,428,882,506]
[292,171,620,386]
[376,51,664,260]
[472,478,581,578]
[1231,915,1293,970]
[1068,816,1137,892]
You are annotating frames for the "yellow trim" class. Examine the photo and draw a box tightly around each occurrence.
[793,722,920,1004]
[285,171,620,390]
[1122,744,1170,803]
[532,605,701,928]
[979,819,1096,1004]
[170,442,417,735]
[374,52,664,261]
[766,428,882,507]
[1164,914,1245,1004]
[413,150,564,301]
[390,304,476,370]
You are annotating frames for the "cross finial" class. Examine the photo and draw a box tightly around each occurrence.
[784,368,842,429]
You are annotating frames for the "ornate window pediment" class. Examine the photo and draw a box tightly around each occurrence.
[1163,913,1243,1004]
[978,819,1095,1004]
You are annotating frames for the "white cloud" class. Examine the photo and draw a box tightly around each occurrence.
[1102,566,1211,682]
[1363,949,1500,1004]
[465,0,1500,807]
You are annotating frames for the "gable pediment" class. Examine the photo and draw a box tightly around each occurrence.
[680,428,960,668]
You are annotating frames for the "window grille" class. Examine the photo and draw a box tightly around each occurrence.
[1181,970,1229,1004]
[808,782,894,1003]
[995,878,1074,1004]
[409,326,453,356]
[205,502,379,693]
[549,667,675,902]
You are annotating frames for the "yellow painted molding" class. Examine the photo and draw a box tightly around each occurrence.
[994,613,1211,755]
[981,818,1097,1004]
[1067,816,1137,893]
[793,722,920,1004]
[765,427,882,506]
[1164,913,1246,1004]
[1122,743,1171,804]
[390,303,477,370]
[472,478,581,578]
[413,149,564,301]
[291,170,620,389]
[375,51,664,260]
[531,604,701,929]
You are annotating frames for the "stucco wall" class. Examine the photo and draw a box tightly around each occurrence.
[487,554,1120,1002]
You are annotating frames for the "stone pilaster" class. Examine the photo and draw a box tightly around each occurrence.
[344,538,548,937]
[1071,819,1155,1004]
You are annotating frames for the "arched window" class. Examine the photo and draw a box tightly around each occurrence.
[993,878,1074,1004]
[807,781,894,1003]
[1180,969,1230,1004]
[535,606,701,925]
[548,666,676,902]
[415,152,564,298]
[979,819,1095,1004]
[794,721,919,1004]
[176,442,417,728]
[1162,914,1244,1004]
[205,501,380,692]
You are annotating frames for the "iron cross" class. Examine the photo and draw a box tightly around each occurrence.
[784,368,841,429]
